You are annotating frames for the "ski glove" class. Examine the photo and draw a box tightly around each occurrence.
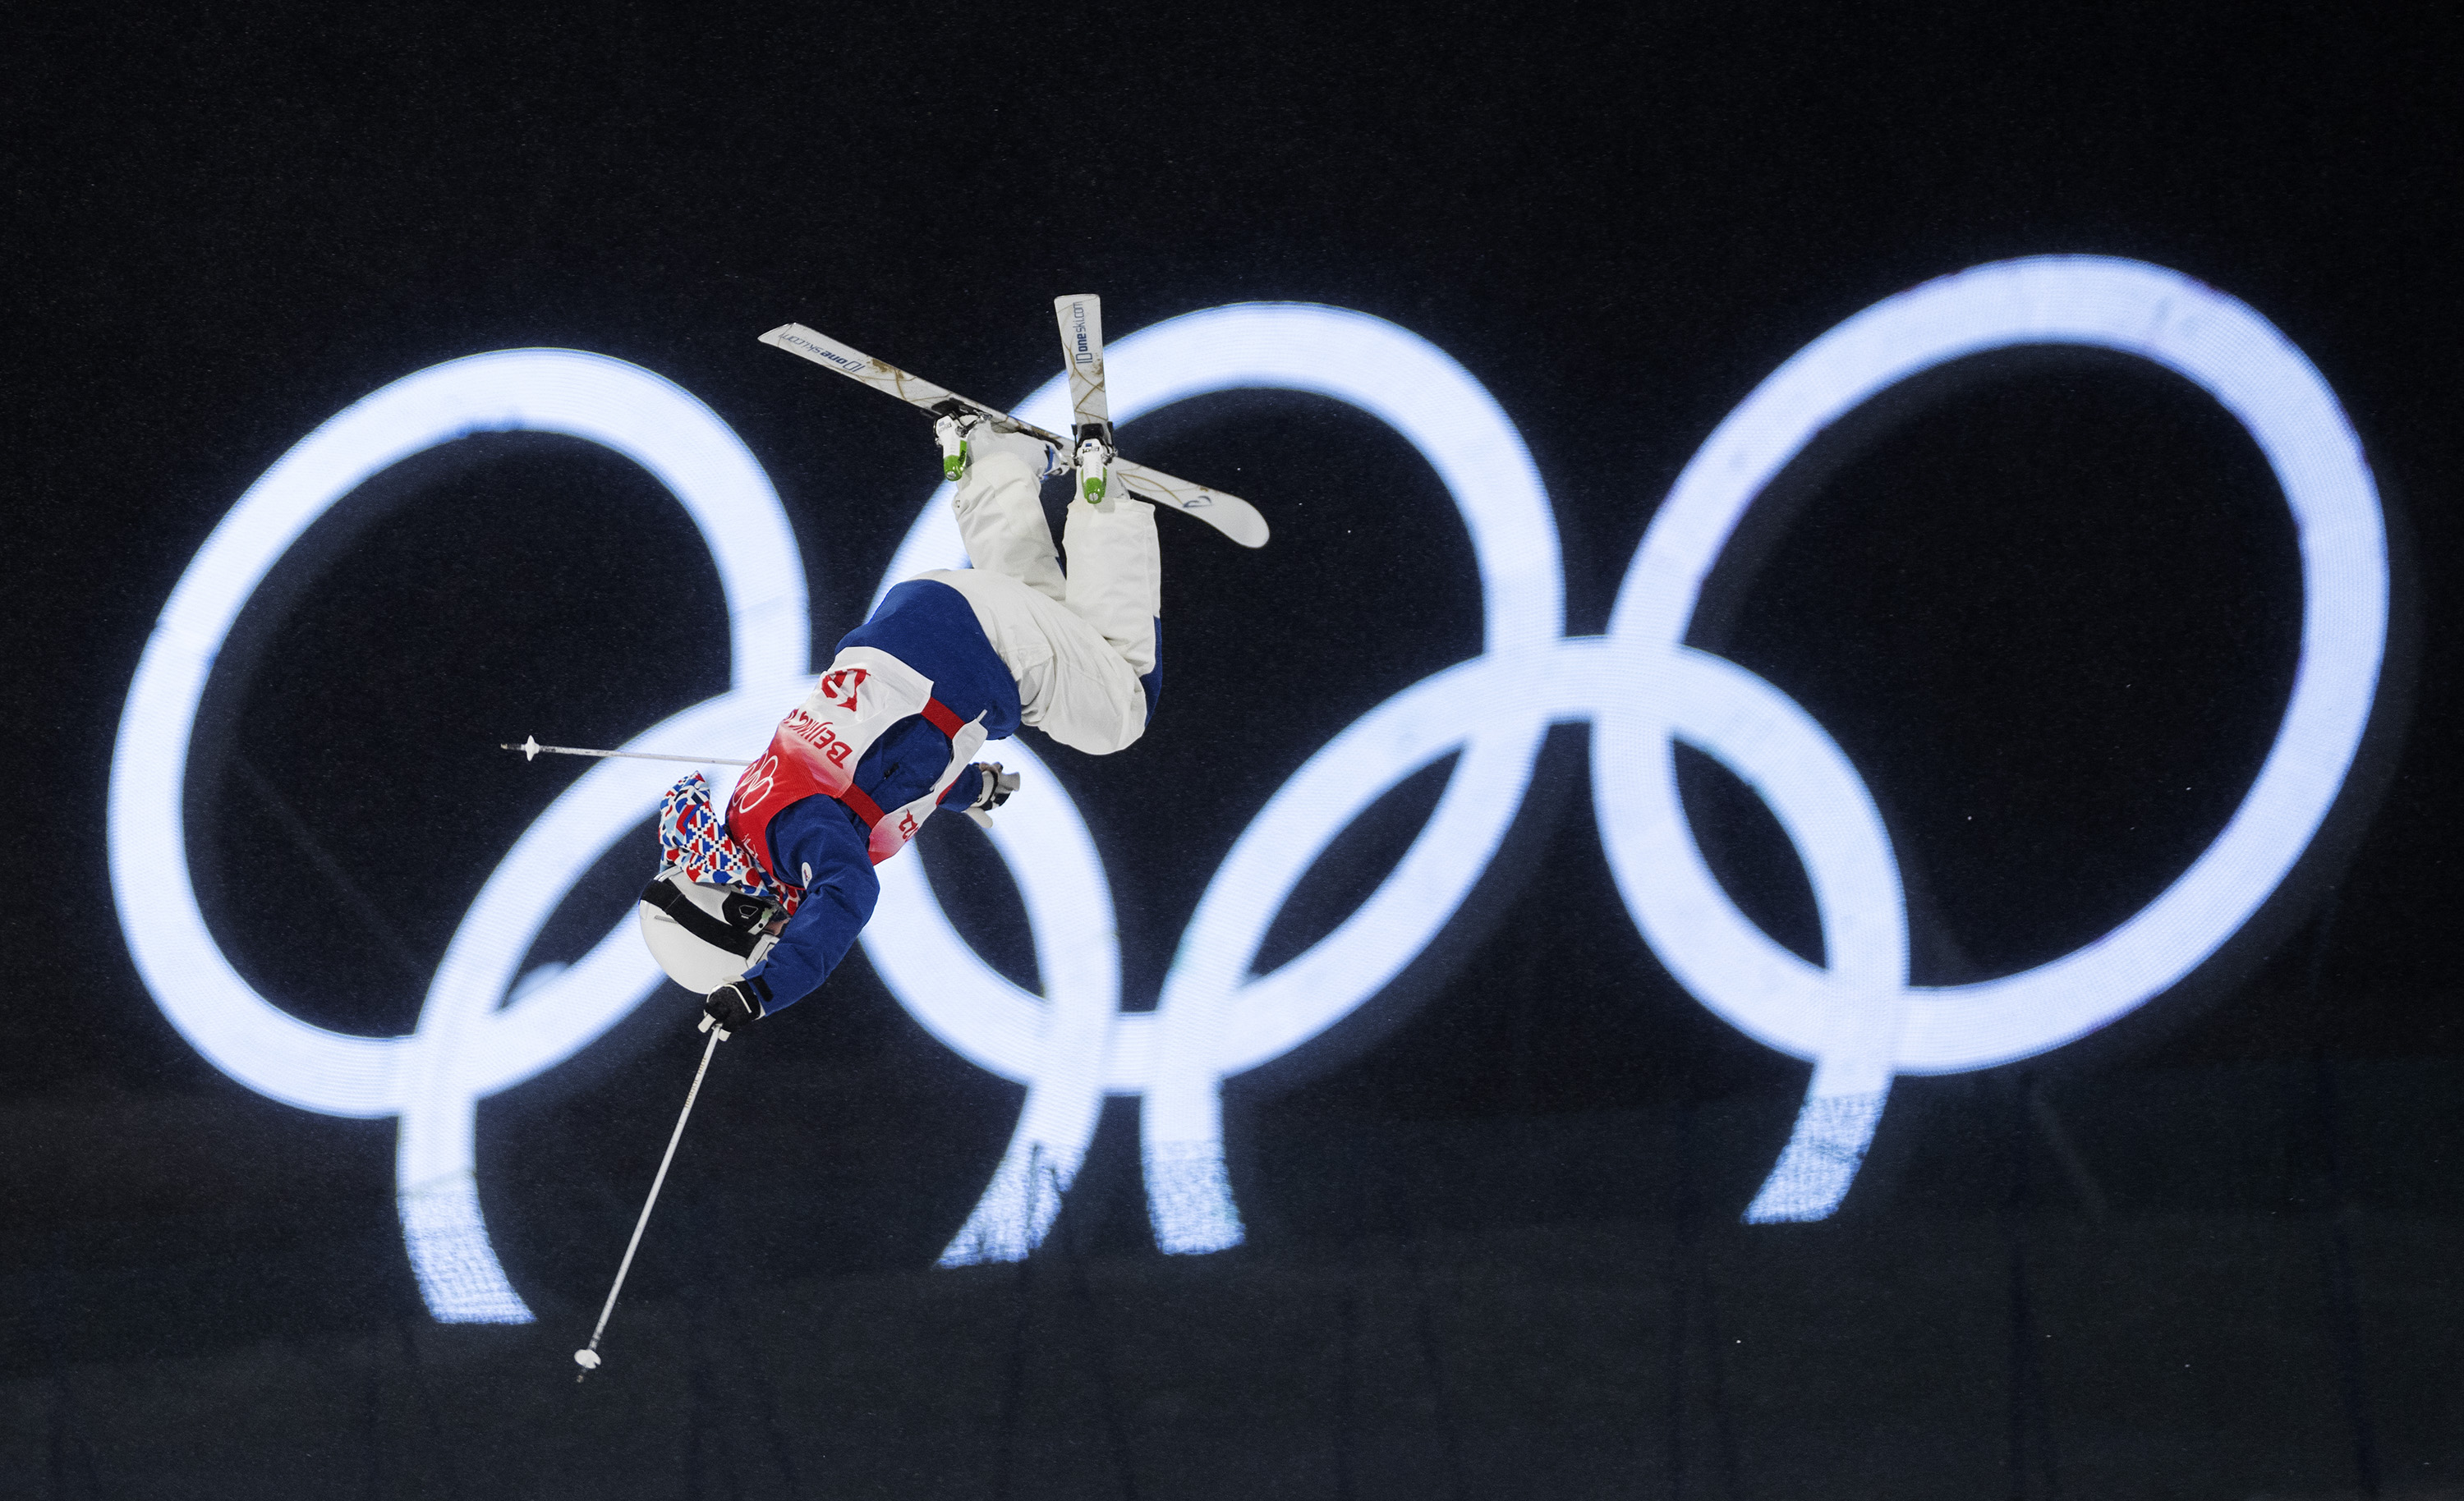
[954,762,1020,829]
[703,977,768,1034]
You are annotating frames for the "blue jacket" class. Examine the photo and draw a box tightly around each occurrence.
[739,580,1021,1009]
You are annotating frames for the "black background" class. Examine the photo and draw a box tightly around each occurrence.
[7,6,2461,1498]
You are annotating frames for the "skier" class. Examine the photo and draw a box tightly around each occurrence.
[637,414,1162,1031]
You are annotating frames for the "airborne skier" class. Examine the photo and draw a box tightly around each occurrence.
[636,296,1262,1033]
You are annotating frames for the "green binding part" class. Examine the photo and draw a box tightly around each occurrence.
[1081,468,1106,503]
[943,441,968,482]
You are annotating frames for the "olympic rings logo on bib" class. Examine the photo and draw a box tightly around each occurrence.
[733,753,783,816]
[108,259,2388,1322]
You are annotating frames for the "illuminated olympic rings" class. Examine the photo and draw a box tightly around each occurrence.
[108,258,2388,1321]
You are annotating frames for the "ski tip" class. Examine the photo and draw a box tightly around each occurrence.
[1193,496,1269,548]
[1126,486,1270,548]
[1209,497,1269,549]
[759,324,851,362]
[760,324,896,386]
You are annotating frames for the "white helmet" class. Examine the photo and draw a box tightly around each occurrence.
[637,870,784,994]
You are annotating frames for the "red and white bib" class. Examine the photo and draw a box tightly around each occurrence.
[725,646,988,870]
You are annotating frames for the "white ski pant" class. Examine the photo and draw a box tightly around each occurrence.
[917,425,1159,755]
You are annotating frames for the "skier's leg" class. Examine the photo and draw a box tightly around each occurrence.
[1060,492,1161,681]
[949,424,1065,604]
[917,567,1150,755]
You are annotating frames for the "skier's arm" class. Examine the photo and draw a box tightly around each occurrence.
[738,798,879,1011]
[734,753,1012,1011]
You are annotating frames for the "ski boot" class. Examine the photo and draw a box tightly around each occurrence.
[932,402,984,481]
[1074,428,1115,505]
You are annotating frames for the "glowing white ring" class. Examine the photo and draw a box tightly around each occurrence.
[108,349,810,1321]
[859,305,1558,1256]
[1597,255,2386,1217]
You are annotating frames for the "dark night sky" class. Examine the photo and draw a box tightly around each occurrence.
[5,2,2459,1320]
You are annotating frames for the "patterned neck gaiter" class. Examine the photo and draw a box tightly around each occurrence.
[655,772,807,916]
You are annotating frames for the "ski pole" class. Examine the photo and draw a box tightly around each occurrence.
[504,735,749,767]
[575,1015,729,1381]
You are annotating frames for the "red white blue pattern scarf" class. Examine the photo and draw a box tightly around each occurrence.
[656,772,807,916]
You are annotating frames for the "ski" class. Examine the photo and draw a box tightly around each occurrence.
[759,320,1269,549]
[1053,293,1113,504]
